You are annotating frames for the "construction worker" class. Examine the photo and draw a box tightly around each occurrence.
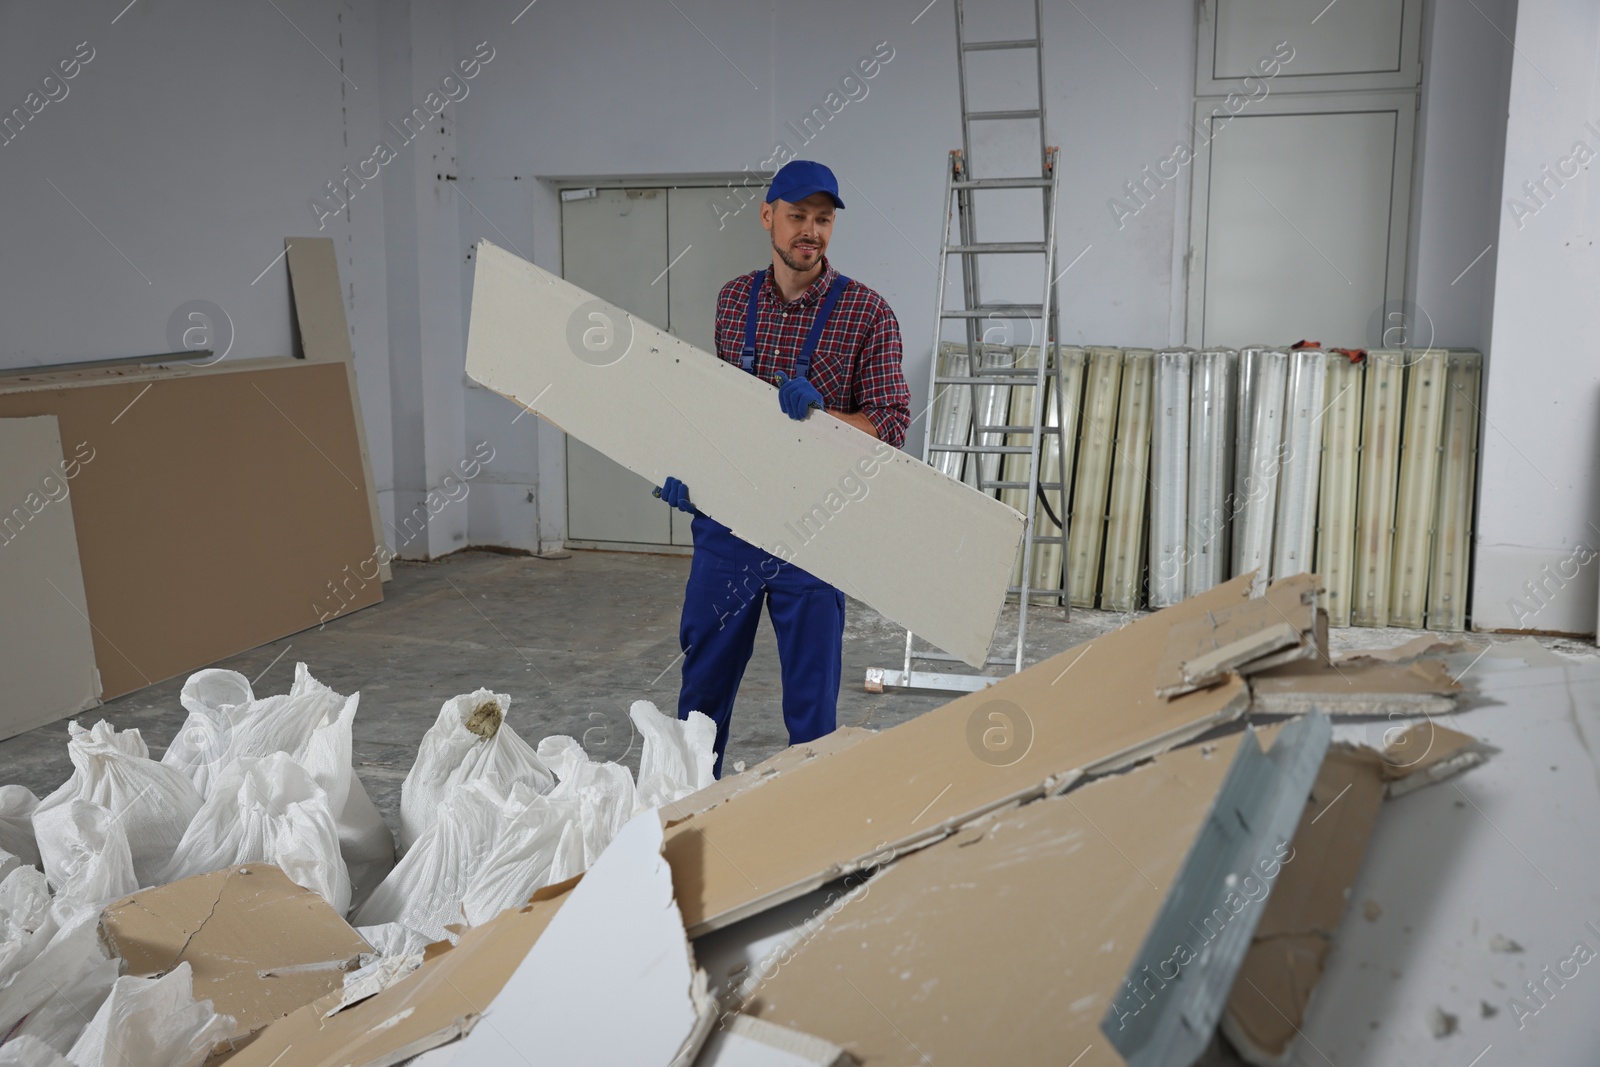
[655,159,910,777]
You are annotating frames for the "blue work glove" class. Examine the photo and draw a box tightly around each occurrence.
[655,476,698,514]
[776,372,824,421]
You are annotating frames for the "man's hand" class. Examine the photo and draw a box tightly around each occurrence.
[655,476,697,514]
[776,372,824,421]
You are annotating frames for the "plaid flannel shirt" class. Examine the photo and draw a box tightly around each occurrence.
[713,258,910,448]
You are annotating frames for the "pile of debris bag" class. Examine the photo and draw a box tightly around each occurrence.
[0,664,716,1065]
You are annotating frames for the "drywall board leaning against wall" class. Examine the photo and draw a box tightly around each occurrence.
[0,415,101,736]
[463,240,1025,668]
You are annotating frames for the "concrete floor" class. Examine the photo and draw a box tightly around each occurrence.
[6,548,1597,841]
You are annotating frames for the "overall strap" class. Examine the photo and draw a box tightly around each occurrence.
[739,269,766,373]
[793,273,851,382]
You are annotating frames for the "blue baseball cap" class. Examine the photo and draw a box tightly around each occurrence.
[765,160,845,209]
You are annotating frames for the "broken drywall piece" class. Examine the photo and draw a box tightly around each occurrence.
[744,731,1254,1064]
[1153,574,1321,698]
[660,728,874,825]
[1247,657,1463,717]
[1107,713,1332,1067]
[464,240,1024,668]
[666,575,1258,936]
[1380,722,1498,798]
[696,1014,855,1067]
[445,810,715,1065]
[1222,743,1390,1066]
[100,864,371,1050]
[224,879,578,1067]
[1335,634,1467,665]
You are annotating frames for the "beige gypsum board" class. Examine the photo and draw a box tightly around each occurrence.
[743,728,1260,1066]
[223,879,577,1067]
[1389,349,1447,628]
[664,574,1259,937]
[1351,352,1405,626]
[0,416,101,735]
[465,241,1023,668]
[0,361,380,699]
[1426,351,1481,631]
[659,727,875,825]
[1102,348,1153,612]
[286,236,389,582]
[1067,347,1123,608]
[1247,658,1462,717]
[1223,743,1389,1065]
[1152,573,1319,696]
[1316,357,1363,626]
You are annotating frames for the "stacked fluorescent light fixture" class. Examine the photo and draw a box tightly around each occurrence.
[928,342,1484,630]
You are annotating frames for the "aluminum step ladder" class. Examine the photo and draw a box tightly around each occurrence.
[866,0,1068,695]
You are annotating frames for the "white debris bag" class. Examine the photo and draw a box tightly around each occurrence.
[354,779,505,940]
[163,665,394,904]
[460,786,584,925]
[160,668,254,797]
[0,786,41,870]
[43,801,138,923]
[630,701,716,810]
[355,921,436,959]
[33,721,202,888]
[67,962,234,1067]
[0,916,106,1044]
[399,689,554,852]
[0,867,53,987]
[542,738,638,867]
[162,752,352,914]
[0,1036,73,1066]
[7,946,118,1055]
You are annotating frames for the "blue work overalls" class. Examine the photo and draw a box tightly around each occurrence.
[677,269,851,777]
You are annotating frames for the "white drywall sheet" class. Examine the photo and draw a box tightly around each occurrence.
[464,241,1025,667]
[438,810,711,1066]
[0,416,100,736]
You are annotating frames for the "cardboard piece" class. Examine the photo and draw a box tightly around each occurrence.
[437,811,715,1066]
[0,360,381,697]
[99,864,372,1050]
[285,237,389,583]
[0,415,101,736]
[697,1014,855,1067]
[665,574,1259,936]
[463,241,1025,668]
[223,879,577,1067]
[744,731,1254,1066]
[1154,574,1320,698]
[1246,656,1462,717]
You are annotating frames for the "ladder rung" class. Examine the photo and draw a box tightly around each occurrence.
[927,444,1034,454]
[966,109,1042,122]
[954,177,1052,189]
[940,304,1044,318]
[961,38,1040,52]
[974,424,1060,434]
[947,242,1049,254]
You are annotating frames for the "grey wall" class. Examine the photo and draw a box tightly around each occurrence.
[1,1,1523,579]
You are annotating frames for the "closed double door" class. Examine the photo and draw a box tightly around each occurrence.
[561,186,769,550]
